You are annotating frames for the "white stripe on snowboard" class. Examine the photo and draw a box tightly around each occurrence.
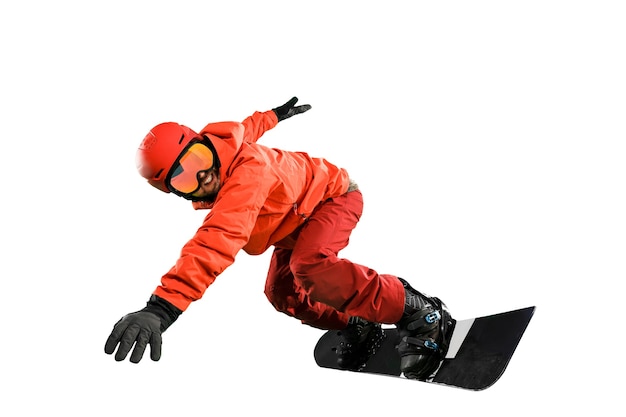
[445,318,475,359]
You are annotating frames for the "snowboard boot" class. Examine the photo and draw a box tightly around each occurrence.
[335,317,385,371]
[396,278,454,380]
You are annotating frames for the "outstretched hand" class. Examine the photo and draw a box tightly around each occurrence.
[104,295,181,363]
[104,310,163,363]
[272,97,311,122]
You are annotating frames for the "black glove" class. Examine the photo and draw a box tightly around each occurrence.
[104,295,182,363]
[272,97,311,122]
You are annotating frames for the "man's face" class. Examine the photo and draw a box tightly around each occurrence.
[188,167,221,201]
[166,140,220,201]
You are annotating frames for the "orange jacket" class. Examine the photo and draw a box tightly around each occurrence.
[153,110,350,311]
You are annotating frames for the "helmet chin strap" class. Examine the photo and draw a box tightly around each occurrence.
[186,193,217,203]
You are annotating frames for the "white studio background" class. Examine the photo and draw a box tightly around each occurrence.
[1,1,624,416]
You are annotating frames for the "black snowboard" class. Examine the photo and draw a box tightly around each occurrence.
[314,306,535,390]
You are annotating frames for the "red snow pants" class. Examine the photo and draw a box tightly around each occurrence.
[264,189,405,330]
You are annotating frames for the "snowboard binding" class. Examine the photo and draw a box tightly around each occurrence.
[396,278,455,380]
[334,317,386,371]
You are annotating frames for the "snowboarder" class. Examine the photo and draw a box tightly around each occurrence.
[104,97,453,380]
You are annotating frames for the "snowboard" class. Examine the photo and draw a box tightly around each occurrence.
[314,306,535,390]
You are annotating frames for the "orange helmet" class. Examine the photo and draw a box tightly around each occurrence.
[136,122,219,195]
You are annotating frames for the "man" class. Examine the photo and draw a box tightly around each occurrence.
[104,97,453,380]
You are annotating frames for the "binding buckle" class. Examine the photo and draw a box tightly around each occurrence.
[425,311,441,324]
[424,340,439,350]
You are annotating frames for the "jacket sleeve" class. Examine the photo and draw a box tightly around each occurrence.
[153,158,274,311]
[241,110,278,144]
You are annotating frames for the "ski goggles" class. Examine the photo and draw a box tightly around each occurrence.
[166,140,217,196]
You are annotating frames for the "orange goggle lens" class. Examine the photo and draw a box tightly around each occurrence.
[168,142,215,195]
